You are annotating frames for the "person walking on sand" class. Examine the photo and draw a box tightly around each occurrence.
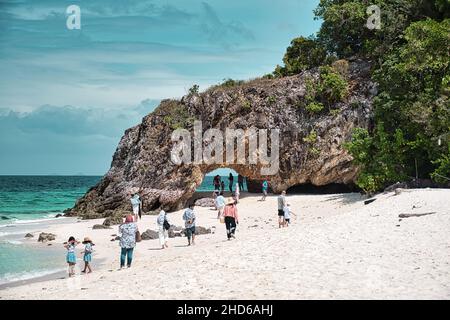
[81,237,94,274]
[238,174,245,191]
[215,191,226,219]
[261,180,269,201]
[221,197,239,240]
[182,203,196,246]
[157,210,170,249]
[277,191,287,228]
[220,180,225,193]
[64,236,79,277]
[228,173,234,192]
[130,193,142,221]
[118,215,139,269]
[283,203,297,227]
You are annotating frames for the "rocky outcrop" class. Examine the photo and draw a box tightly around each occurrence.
[38,232,56,242]
[194,198,215,207]
[67,59,375,218]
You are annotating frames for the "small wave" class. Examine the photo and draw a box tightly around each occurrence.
[11,216,65,225]
[0,230,28,237]
[0,268,65,285]
[0,239,22,245]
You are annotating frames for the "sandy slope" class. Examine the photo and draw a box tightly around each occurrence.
[1,189,449,299]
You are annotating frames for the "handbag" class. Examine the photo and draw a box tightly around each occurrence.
[135,230,142,243]
[163,219,171,231]
[219,215,225,224]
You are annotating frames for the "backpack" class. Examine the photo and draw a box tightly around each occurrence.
[163,219,171,231]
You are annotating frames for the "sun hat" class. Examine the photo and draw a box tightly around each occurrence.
[226,197,235,205]
[82,237,93,244]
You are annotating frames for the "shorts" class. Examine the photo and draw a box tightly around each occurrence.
[285,218,290,224]
[278,209,284,217]
[132,206,139,215]
[218,206,224,214]
[185,226,195,238]
[67,252,76,264]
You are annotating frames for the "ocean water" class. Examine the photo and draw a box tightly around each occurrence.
[196,175,247,192]
[0,174,242,285]
[0,176,100,285]
[0,176,101,224]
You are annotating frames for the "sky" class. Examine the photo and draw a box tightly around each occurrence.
[0,0,321,175]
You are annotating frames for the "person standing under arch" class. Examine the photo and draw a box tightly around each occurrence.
[228,173,234,193]
[238,174,245,192]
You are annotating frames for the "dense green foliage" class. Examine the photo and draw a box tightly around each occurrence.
[162,102,195,130]
[298,66,349,113]
[275,0,450,192]
[188,84,199,95]
[274,37,327,76]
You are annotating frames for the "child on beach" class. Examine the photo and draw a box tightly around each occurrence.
[64,236,79,277]
[283,204,296,227]
[81,237,94,274]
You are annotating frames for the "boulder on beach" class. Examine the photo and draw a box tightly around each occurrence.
[194,198,215,207]
[55,214,62,218]
[169,226,184,238]
[24,233,34,238]
[195,226,212,235]
[93,224,111,230]
[141,229,158,240]
[38,232,56,242]
[103,211,126,226]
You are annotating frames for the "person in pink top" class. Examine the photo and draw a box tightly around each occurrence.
[221,197,239,240]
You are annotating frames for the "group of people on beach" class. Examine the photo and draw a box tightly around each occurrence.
[213,173,245,194]
[63,179,294,277]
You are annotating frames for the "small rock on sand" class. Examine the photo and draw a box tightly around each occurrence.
[25,233,34,238]
[141,230,158,240]
[38,232,56,242]
[93,224,111,230]
[194,198,215,207]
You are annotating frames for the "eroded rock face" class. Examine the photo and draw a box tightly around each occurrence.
[67,59,375,218]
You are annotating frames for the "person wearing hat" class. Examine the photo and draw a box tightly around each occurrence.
[118,214,139,269]
[81,237,94,274]
[221,197,239,240]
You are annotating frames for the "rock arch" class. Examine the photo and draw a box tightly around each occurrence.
[66,59,375,218]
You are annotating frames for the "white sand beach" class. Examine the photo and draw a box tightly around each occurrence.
[1,188,449,300]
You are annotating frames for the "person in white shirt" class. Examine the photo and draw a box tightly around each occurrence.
[283,203,296,227]
[215,192,226,219]
[234,182,240,203]
[130,193,142,221]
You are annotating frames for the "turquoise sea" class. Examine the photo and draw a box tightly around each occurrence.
[0,176,101,285]
[0,174,242,285]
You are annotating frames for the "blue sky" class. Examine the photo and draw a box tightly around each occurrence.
[0,0,321,175]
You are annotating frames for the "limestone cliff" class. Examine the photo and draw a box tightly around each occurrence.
[66,58,376,218]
